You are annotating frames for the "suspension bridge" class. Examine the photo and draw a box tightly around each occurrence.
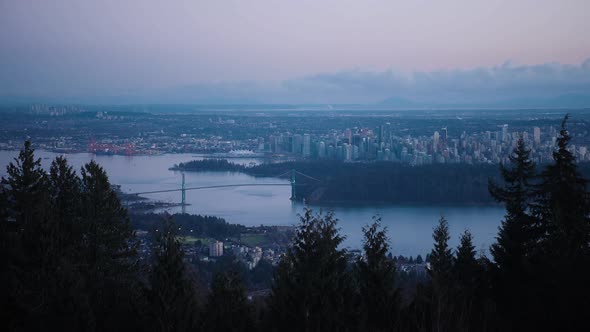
[129,169,320,212]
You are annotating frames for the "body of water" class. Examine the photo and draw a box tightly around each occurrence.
[0,150,505,256]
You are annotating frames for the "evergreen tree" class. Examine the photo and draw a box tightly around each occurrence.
[0,141,55,330]
[1,141,49,228]
[416,255,423,264]
[0,182,7,223]
[429,216,454,332]
[488,136,536,330]
[79,160,142,331]
[489,136,536,263]
[534,114,590,256]
[354,216,400,331]
[149,217,200,332]
[203,270,254,332]
[48,156,83,258]
[452,230,481,331]
[0,157,16,331]
[531,115,590,330]
[40,156,93,332]
[268,208,353,332]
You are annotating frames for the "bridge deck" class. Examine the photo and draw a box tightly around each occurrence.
[131,183,291,196]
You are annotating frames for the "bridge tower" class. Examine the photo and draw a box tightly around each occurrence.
[290,169,296,200]
[181,172,186,213]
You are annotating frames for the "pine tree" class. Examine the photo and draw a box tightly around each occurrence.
[416,255,423,264]
[489,136,536,266]
[0,183,7,223]
[268,208,352,332]
[1,140,49,228]
[530,114,590,330]
[149,216,200,332]
[534,114,590,256]
[488,136,537,330]
[452,230,482,331]
[203,270,254,332]
[41,156,93,332]
[0,157,16,331]
[79,160,142,331]
[429,216,454,332]
[0,141,54,330]
[48,156,83,258]
[354,216,400,331]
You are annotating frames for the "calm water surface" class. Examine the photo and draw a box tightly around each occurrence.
[0,150,505,256]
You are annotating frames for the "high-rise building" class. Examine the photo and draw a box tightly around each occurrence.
[327,145,335,159]
[336,145,344,160]
[343,129,352,144]
[441,127,448,143]
[292,134,303,154]
[534,127,541,145]
[209,241,223,257]
[317,141,326,158]
[344,143,352,161]
[257,137,265,151]
[352,134,362,147]
[433,131,440,150]
[302,134,311,157]
[384,122,392,144]
[501,124,509,142]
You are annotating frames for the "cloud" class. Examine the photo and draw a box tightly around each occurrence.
[2,59,590,107]
[280,59,590,105]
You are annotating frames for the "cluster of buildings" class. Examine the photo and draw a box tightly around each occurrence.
[263,123,590,165]
[4,108,589,166]
[206,240,281,269]
[136,234,282,270]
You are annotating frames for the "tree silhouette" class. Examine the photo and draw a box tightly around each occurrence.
[203,270,254,332]
[488,136,536,329]
[429,216,453,332]
[148,216,200,332]
[452,230,483,331]
[530,114,590,330]
[354,216,400,331]
[2,141,49,228]
[268,208,353,332]
[79,160,142,331]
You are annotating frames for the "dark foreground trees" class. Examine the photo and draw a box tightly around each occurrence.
[148,217,200,332]
[203,270,254,332]
[354,217,400,331]
[2,113,590,332]
[489,115,590,331]
[267,209,353,332]
[529,115,590,330]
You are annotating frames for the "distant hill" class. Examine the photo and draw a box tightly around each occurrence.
[378,93,590,109]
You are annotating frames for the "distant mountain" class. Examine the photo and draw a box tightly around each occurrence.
[377,97,420,108]
[377,93,590,109]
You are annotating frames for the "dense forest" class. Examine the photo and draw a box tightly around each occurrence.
[130,213,246,239]
[1,115,590,331]
[171,159,248,173]
[176,156,590,206]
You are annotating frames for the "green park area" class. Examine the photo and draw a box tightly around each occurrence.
[177,236,211,246]
[239,233,270,247]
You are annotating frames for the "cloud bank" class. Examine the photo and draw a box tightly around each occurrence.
[2,59,590,107]
[280,58,590,106]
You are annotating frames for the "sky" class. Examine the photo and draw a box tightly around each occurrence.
[1,0,589,105]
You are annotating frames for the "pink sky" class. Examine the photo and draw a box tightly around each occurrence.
[1,0,589,101]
